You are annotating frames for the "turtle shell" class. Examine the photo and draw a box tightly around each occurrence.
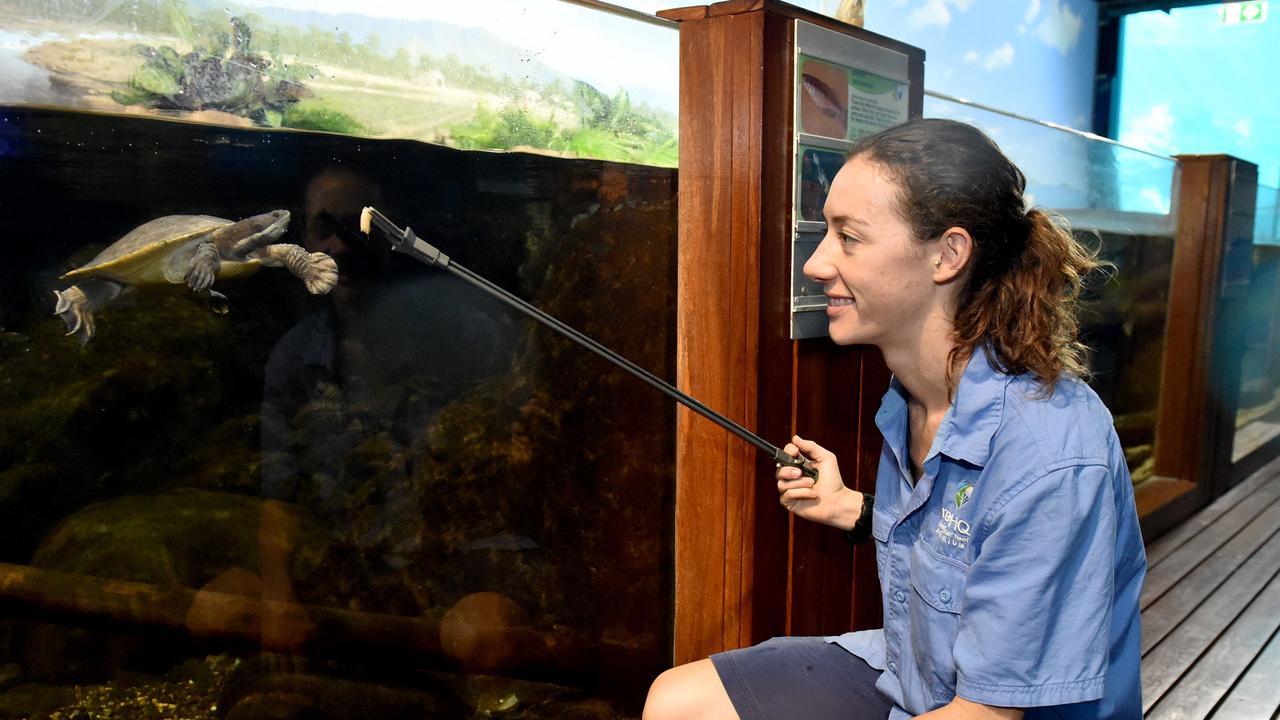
[61,215,231,285]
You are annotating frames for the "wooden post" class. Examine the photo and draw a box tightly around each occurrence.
[658,0,923,664]
[1145,155,1257,540]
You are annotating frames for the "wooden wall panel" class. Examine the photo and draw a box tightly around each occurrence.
[670,8,766,665]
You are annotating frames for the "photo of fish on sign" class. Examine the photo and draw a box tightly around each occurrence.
[799,57,849,139]
[800,147,847,222]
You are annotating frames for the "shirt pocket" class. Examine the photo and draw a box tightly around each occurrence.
[908,541,967,704]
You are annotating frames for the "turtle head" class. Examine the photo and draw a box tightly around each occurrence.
[239,209,291,239]
[218,210,291,253]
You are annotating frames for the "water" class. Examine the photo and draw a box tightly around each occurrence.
[0,105,676,719]
[0,29,60,104]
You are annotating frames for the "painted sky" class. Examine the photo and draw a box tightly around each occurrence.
[812,0,1098,131]
[625,0,1098,131]
[1118,4,1280,188]
[236,0,1097,130]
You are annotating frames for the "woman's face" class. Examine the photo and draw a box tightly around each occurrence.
[803,155,939,347]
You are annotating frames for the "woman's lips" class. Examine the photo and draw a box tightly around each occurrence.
[826,296,853,316]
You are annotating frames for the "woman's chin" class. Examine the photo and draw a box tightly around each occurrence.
[825,319,878,347]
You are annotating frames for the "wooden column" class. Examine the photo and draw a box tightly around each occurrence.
[1144,155,1257,539]
[659,0,923,664]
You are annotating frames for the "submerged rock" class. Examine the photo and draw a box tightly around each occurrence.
[19,490,352,683]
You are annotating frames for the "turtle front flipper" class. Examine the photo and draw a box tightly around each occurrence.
[52,278,125,344]
[185,241,221,293]
[251,244,339,294]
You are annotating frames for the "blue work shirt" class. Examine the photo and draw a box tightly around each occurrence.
[827,347,1146,718]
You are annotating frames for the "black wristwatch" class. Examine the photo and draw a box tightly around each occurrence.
[845,493,875,544]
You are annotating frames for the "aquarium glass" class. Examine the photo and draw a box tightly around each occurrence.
[0,99,676,718]
[1233,184,1280,463]
[925,92,1179,237]
[0,0,678,166]
[1077,230,1175,487]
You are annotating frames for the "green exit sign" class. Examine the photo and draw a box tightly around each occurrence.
[1221,0,1268,24]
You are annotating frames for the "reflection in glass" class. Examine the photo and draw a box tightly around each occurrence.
[1234,185,1280,462]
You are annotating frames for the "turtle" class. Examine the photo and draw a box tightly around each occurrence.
[53,209,338,344]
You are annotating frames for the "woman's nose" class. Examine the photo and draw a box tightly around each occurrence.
[802,234,836,282]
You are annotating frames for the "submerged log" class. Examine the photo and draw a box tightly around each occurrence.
[0,561,592,681]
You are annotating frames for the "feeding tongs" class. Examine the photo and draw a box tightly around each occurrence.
[360,206,817,478]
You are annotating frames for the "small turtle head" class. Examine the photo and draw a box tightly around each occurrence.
[245,209,290,238]
[213,210,292,259]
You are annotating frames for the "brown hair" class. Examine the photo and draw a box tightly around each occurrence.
[848,118,1102,392]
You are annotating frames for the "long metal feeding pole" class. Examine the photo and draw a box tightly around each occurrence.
[360,206,816,478]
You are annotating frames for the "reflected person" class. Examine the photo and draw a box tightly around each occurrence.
[260,166,516,581]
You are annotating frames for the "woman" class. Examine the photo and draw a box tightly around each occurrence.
[643,119,1146,720]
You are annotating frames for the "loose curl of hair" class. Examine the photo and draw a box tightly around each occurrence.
[848,118,1103,393]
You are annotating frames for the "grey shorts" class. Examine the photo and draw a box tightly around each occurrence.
[711,637,894,720]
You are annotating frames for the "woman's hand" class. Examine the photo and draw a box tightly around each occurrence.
[776,435,863,530]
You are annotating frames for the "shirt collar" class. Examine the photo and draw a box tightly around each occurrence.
[875,345,1010,470]
[937,346,1009,468]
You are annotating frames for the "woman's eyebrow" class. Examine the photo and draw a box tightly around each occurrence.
[829,214,870,227]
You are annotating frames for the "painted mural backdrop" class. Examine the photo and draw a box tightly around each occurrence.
[1118,3,1280,189]
[0,0,678,166]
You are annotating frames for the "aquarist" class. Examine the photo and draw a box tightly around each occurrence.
[643,118,1146,720]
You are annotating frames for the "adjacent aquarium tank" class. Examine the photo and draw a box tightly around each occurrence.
[1234,184,1280,464]
[0,2,678,718]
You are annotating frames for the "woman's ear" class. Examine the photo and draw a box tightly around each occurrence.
[932,227,973,283]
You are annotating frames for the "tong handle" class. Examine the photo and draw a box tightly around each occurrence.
[774,449,818,479]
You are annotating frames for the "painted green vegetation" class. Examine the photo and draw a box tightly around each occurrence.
[452,83,678,167]
[4,0,678,166]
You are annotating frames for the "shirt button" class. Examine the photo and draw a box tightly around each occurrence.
[939,590,952,603]
[888,661,897,673]
[894,590,907,603]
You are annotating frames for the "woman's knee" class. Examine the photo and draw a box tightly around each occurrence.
[643,658,738,720]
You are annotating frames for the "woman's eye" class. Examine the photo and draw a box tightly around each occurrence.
[840,233,859,245]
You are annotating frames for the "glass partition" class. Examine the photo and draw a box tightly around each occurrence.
[0,0,678,166]
[0,97,675,717]
[925,92,1179,236]
[1233,184,1280,462]
[926,92,1180,487]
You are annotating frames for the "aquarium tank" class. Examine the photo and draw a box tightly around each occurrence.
[0,1,677,718]
[1234,184,1280,463]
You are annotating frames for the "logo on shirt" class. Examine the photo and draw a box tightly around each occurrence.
[936,508,972,550]
[954,480,974,509]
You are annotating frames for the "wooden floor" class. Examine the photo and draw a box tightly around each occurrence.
[1140,454,1280,719]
